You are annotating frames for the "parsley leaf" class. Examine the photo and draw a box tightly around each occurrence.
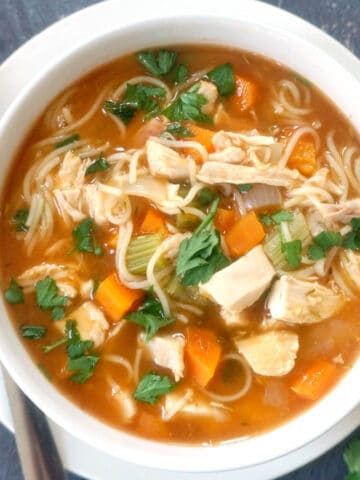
[343,218,360,251]
[237,184,252,193]
[174,64,188,84]
[308,244,325,260]
[13,209,29,232]
[35,277,67,320]
[282,239,302,267]
[165,122,194,138]
[208,63,236,97]
[20,325,47,340]
[125,289,174,341]
[344,439,360,479]
[103,100,136,124]
[163,83,213,125]
[72,218,103,256]
[271,210,294,224]
[259,214,272,227]
[85,153,109,175]
[5,278,24,304]
[176,198,229,285]
[37,363,52,381]
[137,50,177,76]
[68,356,99,384]
[308,230,342,260]
[54,134,80,149]
[133,372,176,404]
[42,337,67,353]
[65,319,94,359]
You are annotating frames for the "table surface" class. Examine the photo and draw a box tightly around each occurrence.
[0,0,360,478]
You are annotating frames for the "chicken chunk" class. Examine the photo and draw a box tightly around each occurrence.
[267,275,345,324]
[200,246,275,313]
[146,139,191,181]
[198,80,218,114]
[235,331,299,376]
[220,308,250,328]
[53,188,85,223]
[317,199,360,224]
[55,301,109,347]
[209,147,245,164]
[197,161,300,188]
[133,118,165,147]
[113,389,137,422]
[56,151,86,189]
[145,335,185,381]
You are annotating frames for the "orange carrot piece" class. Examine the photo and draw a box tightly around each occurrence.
[288,137,316,177]
[139,208,167,235]
[184,124,215,162]
[228,75,258,113]
[291,360,338,401]
[225,211,265,257]
[215,208,236,233]
[94,273,144,323]
[185,326,221,387]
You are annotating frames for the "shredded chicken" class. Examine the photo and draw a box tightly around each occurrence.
[55,151,87,189]
[145,335,185,381]
[220,308,250,328]
[198,80,218,114]
[317,199,360,224]
[209,146,245,164]
[146,139,191,181]
[134,118,165,147]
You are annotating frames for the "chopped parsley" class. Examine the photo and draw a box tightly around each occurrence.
[163,83,213,125]
[207,63,236,96]
[282,239,302,268]
[196,188,216,206]
[237,184,252,193]
[35,277,67,320]
[176,198,229,285]
[165,122,194,138]
[133,372,176,404]
[271,210,294,224]
[42,337,67,353]
[20,325,47,340]
[85,153,109,175]
[174,64,188,84]
[343,438,360,480]
[13,209,29,232]
[5,278,24,304]
[343,218,360,251]
[37,363,52,381]
[259,214,272,227]
[308,244,325,260]
[54,134,80,149]
[136,50,177,76]
[308,230,342,260]
[103,101,136,124]
[125,289,174,342]
[72,218,103,256]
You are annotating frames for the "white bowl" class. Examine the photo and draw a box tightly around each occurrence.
[0,7,360,474]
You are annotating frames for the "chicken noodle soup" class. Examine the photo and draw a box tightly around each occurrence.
[2,45,360,443]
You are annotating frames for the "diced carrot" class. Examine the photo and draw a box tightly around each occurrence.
[136,411,168,438]
[228,75,258,113]
[94,273,144,323]
[139,208,167,235]
[288,136,316,177]
[225,211,265,257]
[184,124,215,163]
[185,326,221,387]
[291,360,338,401]
[214,208,236,233]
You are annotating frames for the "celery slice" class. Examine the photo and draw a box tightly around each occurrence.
[264,212,311,270]
[126,233,164,275]
[166,275,208,307]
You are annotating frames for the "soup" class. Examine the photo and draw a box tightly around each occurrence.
[2,45,360,444]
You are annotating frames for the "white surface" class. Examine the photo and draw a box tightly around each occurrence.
[1,1,360,479]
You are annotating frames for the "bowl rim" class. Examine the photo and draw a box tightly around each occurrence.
[1,6,360,473]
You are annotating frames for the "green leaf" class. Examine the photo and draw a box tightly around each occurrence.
[343,231,360,251]
[344,439,360,475]
[133,372,176,404]
[5,278,24,304]
[163,84,213,125]
[68,355,99,384]
[165,122,194,138]
[103,100,136,124]
[259,214,272,227]
[308,244,325,260]
[137,50,177,76]
[65,319,94,359]
[13,209,29,232]
[313,231,342,250]
[174,64,188,84]
[85,153,109,175]
[282,239,302,267]
[351,218,360,232]
[42,337,67,353]
[54,134,80,149]
[52,306,65,320]
[35,277,67,320]
[20,325,46,340]
[72,218,103,256]
[207,63,236,96]
[37,363,52,381]
[237,184,252,193]
[271,210,294,224]
[196,188,216,206]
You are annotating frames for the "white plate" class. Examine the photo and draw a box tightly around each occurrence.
[1,1,360,478]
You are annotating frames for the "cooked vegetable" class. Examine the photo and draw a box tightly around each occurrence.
[54,134,80,149]
[94,273,144,322]
[196,188,216,206]
[103,100,136,124]
[21,325,47,340]
[243,184,281,211]
[72,218,103,256]
[343,218,360,251]
[185,124,215,162]
[214,208,236,232]
[343,438,360,480]
[175,213,200,231]
[165,122,194,138]
[126,233,163,275]
[5,278,24,304]
[166,275,208,307]
[174,64,188,84]
[282,239,302,268]
[125,289,174,341]
[308,230,342,260]
[291,360,337,401]
[207,63,236,97]
[133,372,176,404]
[271,210,294,224]
[264,212,311,269]
[185,326,221,386]
[13,209,29,232]
[228,75,258,112]
[176,198,229,285]
[237,184,252,193]
[139,209,167,235]
[137,50,177,76]
[225,211,265,257]
[287,137,316,177]
[85,153,109,175]
[35,277,67,320]
[163,84,212,125]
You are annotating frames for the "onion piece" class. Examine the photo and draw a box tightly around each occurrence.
[242,184,282,211]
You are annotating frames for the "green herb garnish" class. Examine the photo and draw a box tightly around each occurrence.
[133,372,176,404]
[165,122,194,138]
[308,230,342,260]
[207,63,236,96]
[343,438,360,480]
[72,218,103,256]
[85,153,109,175]
[282,239,302,268]
[42,337,67,353]
[137,50,177,76]
[21,325,47,340]
[237,184,252,193]
[163,83,212,125]
[37,363,52,381]
[103,100,136,124]
[174,64,188,84]
[343,218,360,251]
[271,210,294,224]
[35,277,67,320]
[54,134,80,149]
[5,278,24,304]
[308,244,325,260]
[176,198,229,285]
[196,188,216,206]
[13,209,29,232]
[259,214,272,227]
